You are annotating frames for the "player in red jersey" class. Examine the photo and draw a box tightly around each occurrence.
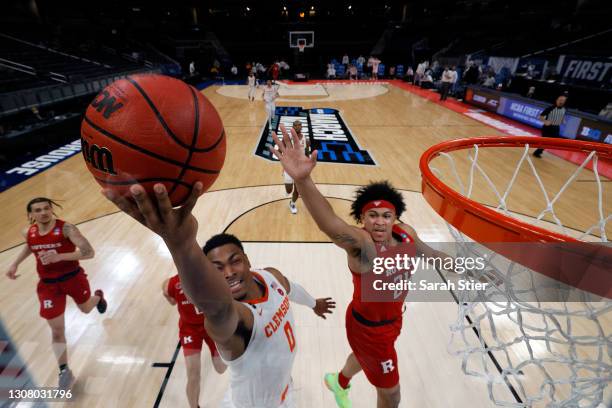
[271,127,450,408]
[162,274,227,408]
[5,197,107,389]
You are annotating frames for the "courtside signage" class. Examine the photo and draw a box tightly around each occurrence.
[1,139,82,192]
[255,106,376,166]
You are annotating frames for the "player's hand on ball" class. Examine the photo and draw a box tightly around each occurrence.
[102,183,203,247]
[6,265,19,280]
[269,124,318,182]
[313,297,336,319]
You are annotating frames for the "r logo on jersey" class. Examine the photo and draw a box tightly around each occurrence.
[53,228,60,235]
[183,336,193,344]
[381,359,395,374]
[43,300,54,309]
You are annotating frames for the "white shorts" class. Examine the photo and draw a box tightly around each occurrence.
[220,386,294,408]
[283,171,293,184]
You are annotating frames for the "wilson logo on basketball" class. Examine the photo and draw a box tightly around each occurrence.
[90,90,124,119]
[81,138,116,175]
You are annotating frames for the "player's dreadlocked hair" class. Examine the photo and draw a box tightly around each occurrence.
[350,181,406,223]
[26,197,63,213]
[203,233,245,255]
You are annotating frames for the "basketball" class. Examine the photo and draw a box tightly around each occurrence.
[80,74,226,206]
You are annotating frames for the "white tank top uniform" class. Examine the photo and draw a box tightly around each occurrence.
[220,269,296,408]
[263,86,278,103]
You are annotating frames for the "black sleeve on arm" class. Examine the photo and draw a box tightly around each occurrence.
[540,106,553,118]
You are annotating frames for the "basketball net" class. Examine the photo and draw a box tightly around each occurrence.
[425,141,610,408]
[298,43,305,53]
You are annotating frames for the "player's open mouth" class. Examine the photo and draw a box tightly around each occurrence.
[228,279,243,293]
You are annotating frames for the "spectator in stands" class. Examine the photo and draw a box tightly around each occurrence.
[269,61,280,82]
[342,53,349,67]
[371,57,381,80]
[389,66,396,77]
[348,64,358,80]
[279,60,290,78]
[421,72,434,89]
[231,65,238,77]
[533,94,568,158]
[450,66,458,95]
[439,67,454,101]
[31,106,43,121]
[255,62,266,79]
[599,103,612,120]
[406,66,414,83]
[189,61,196,77]
[482,75,496,88]
[464,62,480,85]
[246,62,253,75]
[357,55,365,67]
[527,86,536,98]
[415,61,428,85]
[327,64,336,79]
[526,64,536,79]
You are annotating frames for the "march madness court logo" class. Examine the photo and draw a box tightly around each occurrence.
[255,107,376,166]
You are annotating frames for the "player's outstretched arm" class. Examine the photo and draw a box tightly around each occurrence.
[102,183,244,342]
[270,126,366,254]
[6,231,31,279]
[265,267,336,319]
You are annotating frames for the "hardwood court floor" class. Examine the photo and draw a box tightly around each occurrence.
[0,82,609,407]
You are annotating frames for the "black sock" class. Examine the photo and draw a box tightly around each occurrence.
[59,363,67,373]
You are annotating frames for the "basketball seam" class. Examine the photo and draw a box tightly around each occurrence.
[168,86,201,199]
[126,77,224,153]
[82,116,220,175]
[94,176,192,188]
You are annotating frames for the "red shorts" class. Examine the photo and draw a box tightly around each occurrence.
[36,269,91,320]
[345,305,403,388]
[179,322,218,357]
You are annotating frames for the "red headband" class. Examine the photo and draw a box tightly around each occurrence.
[361,200,396,214]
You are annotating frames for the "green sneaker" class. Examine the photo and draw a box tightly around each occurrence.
[324,372,352,408]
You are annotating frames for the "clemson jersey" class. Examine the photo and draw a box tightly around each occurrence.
[221,269,296,408]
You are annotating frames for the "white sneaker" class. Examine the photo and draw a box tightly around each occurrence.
[289,201,297,214]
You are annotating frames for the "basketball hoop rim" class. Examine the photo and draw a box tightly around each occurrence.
[419,136,612,243]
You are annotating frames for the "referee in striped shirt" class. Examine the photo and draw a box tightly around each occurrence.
[533,94,567,158]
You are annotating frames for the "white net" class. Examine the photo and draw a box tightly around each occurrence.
[429,143,611,408]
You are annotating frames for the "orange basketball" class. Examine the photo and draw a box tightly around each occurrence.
[81,74,226,206]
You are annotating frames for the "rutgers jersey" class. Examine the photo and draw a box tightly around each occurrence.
[350,224,415,322]
[26,219,79,279]
[221,269,296,408]
[167,275,204,326]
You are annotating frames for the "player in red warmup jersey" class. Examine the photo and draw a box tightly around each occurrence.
[162,274,227,408]
[5,198,107,389]
[271,126,450,408]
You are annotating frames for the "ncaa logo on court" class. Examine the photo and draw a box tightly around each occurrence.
[255,107,376,166]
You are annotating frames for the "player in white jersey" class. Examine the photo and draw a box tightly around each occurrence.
[247,72,257,101]
[103,185,335,408]
[262,80,279,129]
[283,120,310,214]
